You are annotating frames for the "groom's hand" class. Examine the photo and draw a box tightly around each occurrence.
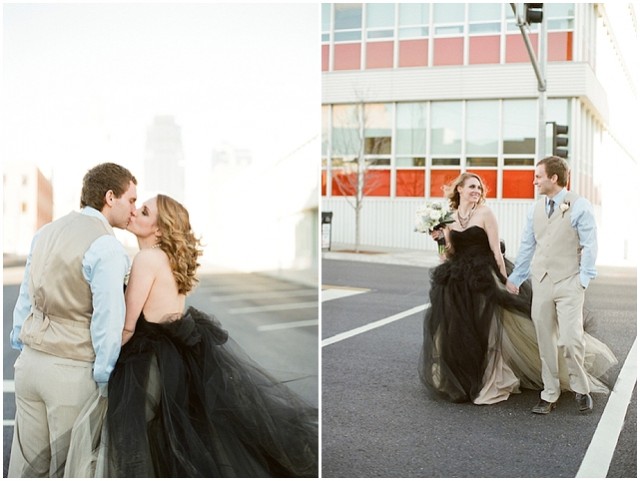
[506,280,519,295]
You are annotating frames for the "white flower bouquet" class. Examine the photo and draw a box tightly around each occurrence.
[414,201,455,254]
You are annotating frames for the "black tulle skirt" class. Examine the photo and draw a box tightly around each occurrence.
[65,306,318,477]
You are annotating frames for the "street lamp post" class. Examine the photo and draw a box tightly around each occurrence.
[511,3,547,160]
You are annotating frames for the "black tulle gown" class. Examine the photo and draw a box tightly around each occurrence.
[419,225,617,405]
[65,307,318,477]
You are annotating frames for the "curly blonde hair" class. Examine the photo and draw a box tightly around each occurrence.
[444,172,487,210]
[155,194,203,294]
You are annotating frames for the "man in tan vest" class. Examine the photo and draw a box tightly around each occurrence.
[8,163,137,476]
[506,156,598,415]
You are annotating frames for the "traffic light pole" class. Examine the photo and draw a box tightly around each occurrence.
[510,3,547,159]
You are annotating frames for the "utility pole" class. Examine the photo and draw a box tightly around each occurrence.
[511,3,546,160]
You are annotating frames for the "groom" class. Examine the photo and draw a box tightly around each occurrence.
[506,156,597,415]
[8,163,137,476]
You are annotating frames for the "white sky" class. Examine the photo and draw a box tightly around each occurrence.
[1,2,320,213]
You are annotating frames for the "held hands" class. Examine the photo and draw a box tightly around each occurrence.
[505,280,519,295]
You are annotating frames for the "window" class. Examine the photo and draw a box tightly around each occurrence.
[334,3,362,42]
[322,3,331,42]
[433,3,465,35]
[364,103,392,156]
[331,104,360,157]
[466,100,499,156]
[503,100,536,155]
[546,3,575,30]
[503,99,536,198]
[366,3,395,39]
[396,102,427,196]
[398,3,429,39]
[431,101,462,156]
[468,3,502,34]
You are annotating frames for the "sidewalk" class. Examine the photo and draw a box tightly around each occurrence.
[322,243,441,269]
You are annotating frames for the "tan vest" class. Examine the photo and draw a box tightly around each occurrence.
[19,212,113,361]
[530,191,581,283]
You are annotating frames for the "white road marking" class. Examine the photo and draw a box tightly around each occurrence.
[228,301,317,314]
[209,289,316,301]
[322,287,369,302]
[322,304,429,347]
[257,319,318,331]
[576,338,637,478]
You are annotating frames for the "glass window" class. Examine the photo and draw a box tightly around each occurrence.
[396,103,426,156]
[466,100,499,155]
[468,3,501,22]
[467,157,497,167]
[322,105,330,157]
[431,101,462,155]
[322,3,331,42]
[335,3,362,42]
[432,158,460,166]
[331,104,361,157]
[468,3,501,34]
[364,103,392,155]
[366,3,394,38]
[503,100,536,155]
[397,157,426,167]
[433,3,464,35]
[399,3,430,38]
[546,3,575,30]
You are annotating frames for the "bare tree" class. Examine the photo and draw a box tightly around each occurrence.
[329,102,390,253]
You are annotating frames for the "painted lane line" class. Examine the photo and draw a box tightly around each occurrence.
[257,319,318,331]
[322,287,369,302]
[209,289,316,301]
[322,304,429,347]
[228,302,317,314]
[576,338,637,478]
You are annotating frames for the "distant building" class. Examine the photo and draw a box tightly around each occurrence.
[212,144,252,169]
[144,115,185,202]
[321,3,638,264]
[3,163,53,256]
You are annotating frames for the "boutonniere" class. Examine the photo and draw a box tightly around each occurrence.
[560,201,570,217]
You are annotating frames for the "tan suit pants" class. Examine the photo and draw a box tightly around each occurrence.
[530,273,590,402]
[8,346,97,477]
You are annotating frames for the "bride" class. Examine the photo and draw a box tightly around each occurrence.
[419,173,616,405]
[66,194,317,477]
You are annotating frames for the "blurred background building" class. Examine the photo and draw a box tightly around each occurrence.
[2,3,319,287]
[321,3,639,265]
[144,115,186,203]
[2,164,53,257]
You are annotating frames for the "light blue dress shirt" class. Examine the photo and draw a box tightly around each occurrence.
[508,188,598,289]
[11,207,130,387]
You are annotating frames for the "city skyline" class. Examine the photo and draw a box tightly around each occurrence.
[2,2,319,217]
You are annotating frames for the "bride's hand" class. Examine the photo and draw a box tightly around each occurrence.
[430,229,443,241]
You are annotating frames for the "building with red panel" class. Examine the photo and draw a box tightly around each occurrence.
[321,3,638,264]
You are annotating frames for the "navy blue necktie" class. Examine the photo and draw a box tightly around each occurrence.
[548,199,555,218]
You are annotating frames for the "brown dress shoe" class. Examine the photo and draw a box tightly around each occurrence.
[531,399,556,414]
[576,393,593,413]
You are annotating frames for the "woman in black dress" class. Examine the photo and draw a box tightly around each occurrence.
[419,173,616,404]
[66,194,317,477]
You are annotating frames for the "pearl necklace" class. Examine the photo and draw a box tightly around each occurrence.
[457,203,476,229]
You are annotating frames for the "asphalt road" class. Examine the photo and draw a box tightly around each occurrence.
[3,268,318,477]
[321,259,636,478]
